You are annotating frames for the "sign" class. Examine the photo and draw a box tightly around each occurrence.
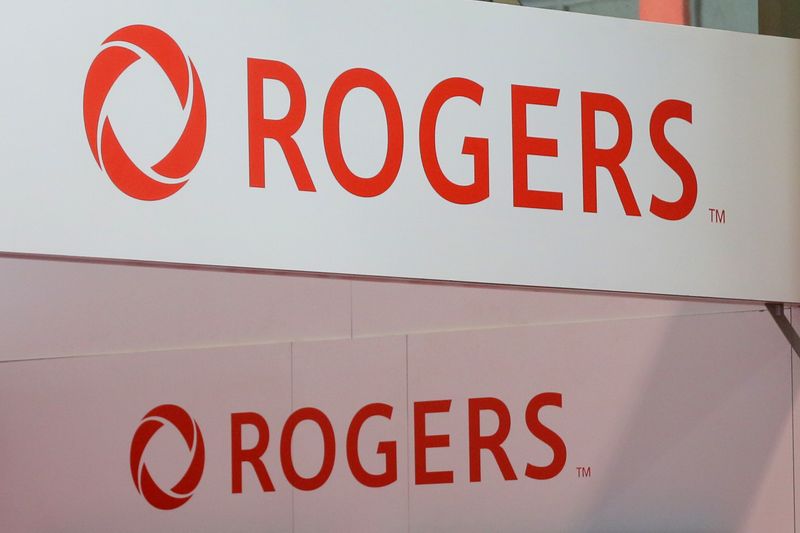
[0,312,792,531]
[1,0,799,301]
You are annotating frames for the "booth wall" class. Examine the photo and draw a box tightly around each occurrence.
[0,257,796,531]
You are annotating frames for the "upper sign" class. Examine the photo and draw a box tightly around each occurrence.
[1,0,799,302]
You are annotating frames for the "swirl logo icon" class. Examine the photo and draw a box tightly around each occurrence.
[83,25,206,201]
[130,404,205,510]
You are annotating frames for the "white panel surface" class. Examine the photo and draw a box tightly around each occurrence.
[0,252,764,362]
[0,344,293,533]
[0,256,351,361]
[352,278,761,337]
[0,0,798,301]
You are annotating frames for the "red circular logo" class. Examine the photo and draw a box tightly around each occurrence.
[83,25,206,201]
[130,404,205,510]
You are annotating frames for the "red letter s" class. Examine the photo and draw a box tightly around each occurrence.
[649,99,697,221]
[525,392,567,480]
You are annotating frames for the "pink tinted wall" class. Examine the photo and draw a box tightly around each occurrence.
[0,256,796,531]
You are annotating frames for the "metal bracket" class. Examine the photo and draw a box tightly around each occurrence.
[766,303,800,357]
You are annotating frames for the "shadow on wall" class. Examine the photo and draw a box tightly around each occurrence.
[575,306,793,532]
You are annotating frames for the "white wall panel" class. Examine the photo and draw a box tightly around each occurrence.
[407,310,792,532]
[0,257,351,361]
[0,344,293,533]
[0,256,765,363]
[353,279,761,338]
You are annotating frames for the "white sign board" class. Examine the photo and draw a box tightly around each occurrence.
[1,0,799,301]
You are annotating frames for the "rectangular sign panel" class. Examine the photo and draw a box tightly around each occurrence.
[1,0,799,301]
[0,312,792,531]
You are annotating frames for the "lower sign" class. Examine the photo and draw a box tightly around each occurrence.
[0,311,792,531]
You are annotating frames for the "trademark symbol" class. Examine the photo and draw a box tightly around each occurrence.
[708,208,726,224]
[576,466,592,478]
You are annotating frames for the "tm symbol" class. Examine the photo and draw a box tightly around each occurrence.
[709,208,726,224]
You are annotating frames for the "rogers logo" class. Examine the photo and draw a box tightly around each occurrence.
[81,24,697,218]
[127,393,565,510]
[130,404,205,510]
[83,25,206,201]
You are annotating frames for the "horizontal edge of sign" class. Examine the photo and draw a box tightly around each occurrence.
[0,250,789,306]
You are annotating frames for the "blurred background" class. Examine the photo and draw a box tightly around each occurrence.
[479,0,799,37]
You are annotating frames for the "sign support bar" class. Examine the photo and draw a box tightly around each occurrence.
[766,303,800,357]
